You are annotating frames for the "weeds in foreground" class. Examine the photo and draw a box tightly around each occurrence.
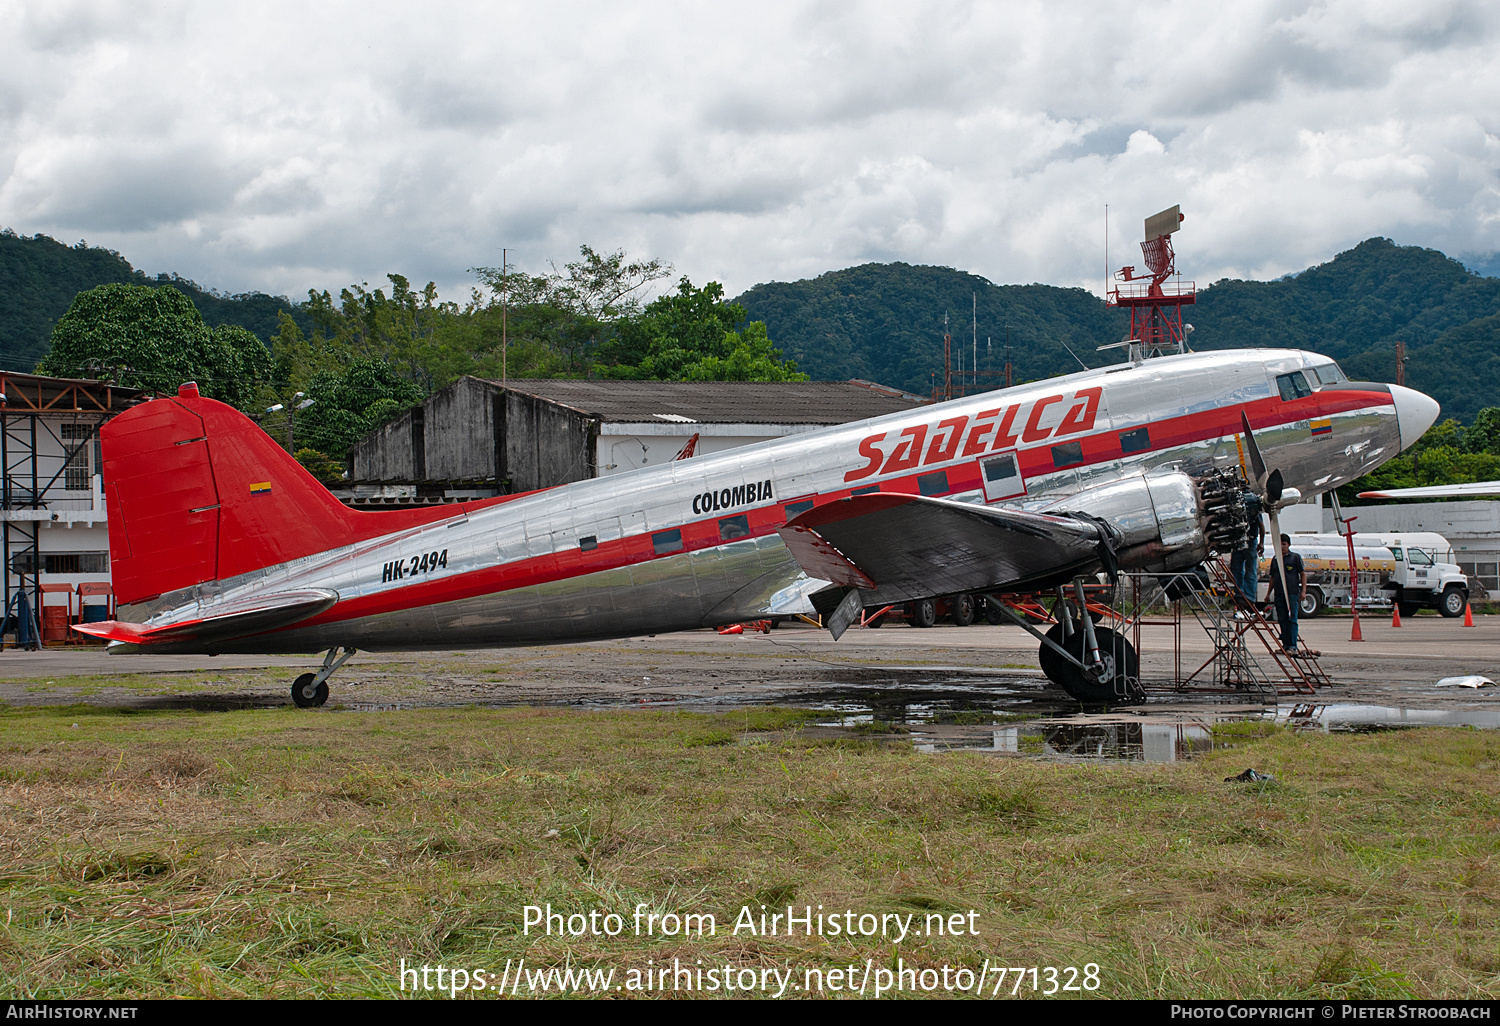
[0,706,1495,998]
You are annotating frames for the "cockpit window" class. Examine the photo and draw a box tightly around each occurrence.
[1276,371,1314,401]
[1304,362,1347,389]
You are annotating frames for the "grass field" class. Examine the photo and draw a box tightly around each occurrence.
[0,703,1496,999]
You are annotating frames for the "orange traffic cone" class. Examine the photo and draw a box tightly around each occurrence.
[1351,612,1362,642]
[1391,605,1402,628]
[718,624,744,635]
[1465,602,1475,627]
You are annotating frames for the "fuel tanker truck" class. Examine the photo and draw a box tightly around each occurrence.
[1260,532,1468,618]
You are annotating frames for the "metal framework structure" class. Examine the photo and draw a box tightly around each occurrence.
[1107,205,1197,361]
[0,373,142,647]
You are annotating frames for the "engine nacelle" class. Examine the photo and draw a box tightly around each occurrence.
[1041,471,1227,573]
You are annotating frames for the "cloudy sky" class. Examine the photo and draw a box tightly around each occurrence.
[3,0,1499,302]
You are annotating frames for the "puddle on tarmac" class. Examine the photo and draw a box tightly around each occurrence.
[131,667,1500,764]
[744,677,1500,763]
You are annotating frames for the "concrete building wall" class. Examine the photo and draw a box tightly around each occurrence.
[351,409,418,482]
[500,391,594,493]
[424,377,500,482]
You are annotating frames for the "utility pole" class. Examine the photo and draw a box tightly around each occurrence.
[943,313,952,401]
[1004,324,1012,389]
[1395,340,1406,387]
[501,248,508,386]
[971,291,977,397]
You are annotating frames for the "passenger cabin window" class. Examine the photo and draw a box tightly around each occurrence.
[1276,371,1314,401]
[783,499,814,519]
[1050,441,1084,469]
[1119,427,1151,454]
[718,514,750,541]
[851,484,880,495]
[579,535,598,551]
[917,470,949,497]
[652,529,683,555]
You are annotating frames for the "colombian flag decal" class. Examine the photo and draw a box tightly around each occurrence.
[250,481,273,495]
[1310,419,1332,436]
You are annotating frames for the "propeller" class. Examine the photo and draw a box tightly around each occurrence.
[1240,412,1293,615]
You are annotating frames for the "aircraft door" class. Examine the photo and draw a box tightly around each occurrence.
[979,451,1027,502]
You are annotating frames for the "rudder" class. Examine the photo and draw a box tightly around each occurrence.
[104,384,359,606]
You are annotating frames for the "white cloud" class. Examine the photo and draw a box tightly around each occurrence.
[1,0,1498,303]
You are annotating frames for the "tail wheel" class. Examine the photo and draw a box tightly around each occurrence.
[1038,623,1143,704]
[910,599,937,628]
[292,672,328,708]
[950,594,975,627]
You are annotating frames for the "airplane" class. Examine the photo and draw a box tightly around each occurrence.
[1358,482,1500,500]
[75,348,1440,705]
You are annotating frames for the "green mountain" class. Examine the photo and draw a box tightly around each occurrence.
[1186,238,1500,423]
[0,230,308,372]
[735,262,1123,399]
[735,238,1500,423]
[8,228,1500,426]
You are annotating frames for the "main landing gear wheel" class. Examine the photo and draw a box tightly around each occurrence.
[1038,622,1143,704]
[950,594,975,627]
[292,672,329,708]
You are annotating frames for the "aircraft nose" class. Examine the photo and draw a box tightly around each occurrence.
[1390,384,1440,451]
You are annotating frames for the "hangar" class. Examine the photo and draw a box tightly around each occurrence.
[346,376,928,502]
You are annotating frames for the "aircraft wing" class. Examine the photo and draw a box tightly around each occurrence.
[72,589,339,647]
[778,493,1108,606]
[1357,481,1500,499]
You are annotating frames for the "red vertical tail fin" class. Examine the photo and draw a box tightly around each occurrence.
[104,385,360,606]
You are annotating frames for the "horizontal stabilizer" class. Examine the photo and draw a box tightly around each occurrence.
[72,589,339,646]
[777,493,1104,605]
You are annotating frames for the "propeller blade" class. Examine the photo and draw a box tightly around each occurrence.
[1240,411,1267,484]
[1268,506,1289,625]
[1266,468,1284,507]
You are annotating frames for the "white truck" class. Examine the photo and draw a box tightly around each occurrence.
[1267,532,1469,618]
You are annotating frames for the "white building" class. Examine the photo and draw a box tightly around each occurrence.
[0,372,143,639]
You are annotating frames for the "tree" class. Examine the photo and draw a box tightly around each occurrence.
[1341,408,1500,504]
[471,245,673,372]
[37,282,271,408]
[289,359,425,461]
[598,277,805,381]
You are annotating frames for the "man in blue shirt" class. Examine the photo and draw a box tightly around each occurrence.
[1269,533,1317,656]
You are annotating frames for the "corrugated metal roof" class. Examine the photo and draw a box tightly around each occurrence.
[480,378,927,424]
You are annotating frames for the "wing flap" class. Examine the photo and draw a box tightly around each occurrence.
[777,493,1104,603]
[72,589,339,646]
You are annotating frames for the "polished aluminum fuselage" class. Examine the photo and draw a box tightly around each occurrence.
[123,349,1410,653]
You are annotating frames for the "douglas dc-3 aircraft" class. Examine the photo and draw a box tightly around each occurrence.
[75,349,1439,705]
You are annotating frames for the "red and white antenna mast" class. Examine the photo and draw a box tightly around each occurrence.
[1104,204,1196,362]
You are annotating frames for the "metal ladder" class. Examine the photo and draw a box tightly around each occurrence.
[1193,559,1329,694]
